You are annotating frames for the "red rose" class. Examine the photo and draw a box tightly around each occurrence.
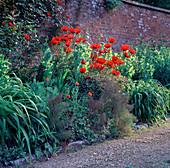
[121,44,130,51]
[80,67,86,73]
[109,37,116,43]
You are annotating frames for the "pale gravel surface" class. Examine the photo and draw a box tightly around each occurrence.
[31,122,170,168]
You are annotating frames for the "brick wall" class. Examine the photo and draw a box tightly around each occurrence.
[62,0,170,50]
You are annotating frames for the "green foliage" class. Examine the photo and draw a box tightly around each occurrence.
[0,146,25,166]
[131,0,170,10]
[129,79,169,122]
[0,74,57,165]
[104,0,122,10]
[119,41,170,88]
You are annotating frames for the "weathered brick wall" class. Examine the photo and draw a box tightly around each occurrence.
[63,0,170,50]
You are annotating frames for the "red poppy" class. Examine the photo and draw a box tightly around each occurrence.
[109,37,116,43]
[65,42,71,47]
[101,65,105,71]
[76,38,82,45]
[88,92,92,96]
[51,37,60,45]
[46,12,50,16]
[4,146,7,149]
[75,27,81,34]
[46,78,50,82]
[107,60,113,67]
[104,43,112,48]
[36,14,38,17]
[82,38,86,43]
[81,59,86,64]
[85,116,87,119]
[61,26,69,32]
[80,67,86,73]
[2,23,5,26]
[112,70,120,75]
[111,56,118,61]
[63,102,65,105]
[123,52,130,58]
[129,48,136,55]
[120,61,125,64]
[66,15,69,18]
[70,27,76,33]
[90,123,92,125]
[121,44,130,51]
[66,95,71,99]
[90,63,93,69]
[75,81,79,86]
[8,22,13,27]
[57,0,63,5]
[23,35,30,40]
[0,148,2,150]
[96,58,106,64]
[86,75,90,79]
[91,43,101,50]
[66,47,72,53]
[14,25,17,27]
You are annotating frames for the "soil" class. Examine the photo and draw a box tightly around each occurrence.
[2,121,170,168]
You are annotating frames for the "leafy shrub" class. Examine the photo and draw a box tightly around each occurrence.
[0,74,57,165]
[129,79,169,123]
[104,0,122,10]
[119,41,170,87]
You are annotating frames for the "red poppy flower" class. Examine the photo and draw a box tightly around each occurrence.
[88,92,92,96]
[8,22,13,27]
[86,75,90,79]
[85,116,87,119]
[4,146,7,149]
[109,37,116,43]
[121,44,130,51]
[80,67,86,73]
[76,38,82,45]
[129,48,136,55]
[82,38,86,43]
[36,14,38,17]
[2,23,5,26]
[23,35,30,40]
[123,52,130,58]
[51,37,60,45]
[101,65,105,71]
[66,15,69,18]
[61,26,69,32]
[75,27,81,34]
[96,58,106,64]
[65,42,71,47]
[120,61,125,64]
[90,123,92,125]
[90,63,93,69]
[91,43,101,50]
[75,81,79,86]
[111,56,118,61]
[104,43,112,48]
[57,0,63,5]
[107,60,113,67]
[46,12,50,16]
[66,47,72,53]
[81,59,86,64]
[46,78,50,82]
[112,70,120,75]
[14,25,17,27]
[63,102,65,105]
[70,27,76,33]
[66,95,71,99]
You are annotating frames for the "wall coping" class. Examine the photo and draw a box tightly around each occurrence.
[122,0,170,14]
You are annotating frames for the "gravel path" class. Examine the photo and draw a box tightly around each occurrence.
[32,122,170,168]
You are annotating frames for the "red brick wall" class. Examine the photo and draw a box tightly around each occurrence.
[63,0,170,50]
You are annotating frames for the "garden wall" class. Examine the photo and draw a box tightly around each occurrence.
[62,0,170,50]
